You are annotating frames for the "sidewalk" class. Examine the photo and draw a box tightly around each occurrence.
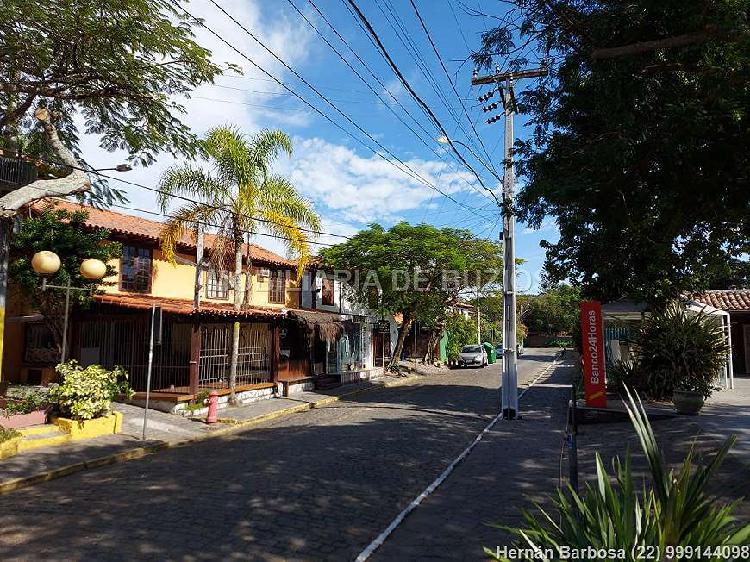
[576,376,750,522]
[0,372,425,493]
[372,358,575,560]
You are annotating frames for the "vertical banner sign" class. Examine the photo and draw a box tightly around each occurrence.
[580,301,607,408]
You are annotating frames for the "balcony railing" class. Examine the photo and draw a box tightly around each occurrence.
[0,156,37,195]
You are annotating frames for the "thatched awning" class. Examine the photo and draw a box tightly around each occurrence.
[287,310,344,340]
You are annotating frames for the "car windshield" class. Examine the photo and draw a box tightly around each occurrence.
[461,345,482,353]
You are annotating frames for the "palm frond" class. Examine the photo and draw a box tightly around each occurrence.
[204,125,255,190]
[159,203,219,265]
[157,165,225,212]
[259,175,322,232]
[260,209,312,281]
[249,129,293,178]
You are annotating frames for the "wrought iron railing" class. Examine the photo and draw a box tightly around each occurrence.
[0,156,37,191]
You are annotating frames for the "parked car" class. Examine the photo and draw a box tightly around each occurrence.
[495,345,504,357]
[458,345,487,368]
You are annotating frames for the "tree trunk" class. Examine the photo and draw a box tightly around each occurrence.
[423,323,443,364]
[0,108,89,216]
[228,229,243,404]
[243,234,253,307]
[389,311,413,370]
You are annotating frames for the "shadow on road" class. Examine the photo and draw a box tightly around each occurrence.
[0,355,563,561]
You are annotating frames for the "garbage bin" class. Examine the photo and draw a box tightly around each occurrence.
[482,342,496,364]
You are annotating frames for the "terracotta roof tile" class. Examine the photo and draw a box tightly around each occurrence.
[29,199,292,267]
[690,290,750,311]
[93,293,284,319]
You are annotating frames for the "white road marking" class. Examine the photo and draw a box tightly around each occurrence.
[354,353,562,562]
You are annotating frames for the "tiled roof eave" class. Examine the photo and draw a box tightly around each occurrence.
[92,294,285,319]
[688,289,750,312]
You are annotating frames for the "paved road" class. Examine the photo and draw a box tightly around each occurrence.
[0,349,559,562]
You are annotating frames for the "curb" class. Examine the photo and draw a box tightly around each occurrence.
[0,372,426,495]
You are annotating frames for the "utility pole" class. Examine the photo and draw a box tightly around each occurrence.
[472,64,547,420]
[476,288,481,345]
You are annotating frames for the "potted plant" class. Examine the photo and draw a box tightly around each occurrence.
[48,361,134,439]
[618,303,728,414]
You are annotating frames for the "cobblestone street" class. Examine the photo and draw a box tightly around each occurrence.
[0,349,560,561]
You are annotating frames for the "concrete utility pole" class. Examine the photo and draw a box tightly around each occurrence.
[476,288,481,345]
[472,64,547,420]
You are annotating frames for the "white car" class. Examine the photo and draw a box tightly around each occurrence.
[457,345,487,368]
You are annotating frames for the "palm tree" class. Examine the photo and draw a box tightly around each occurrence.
[157,126,321,403]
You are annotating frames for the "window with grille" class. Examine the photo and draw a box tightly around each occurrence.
[206,268,229,299]
[269,269,286,304]
[120,245,152,292]
[321,277,335,306]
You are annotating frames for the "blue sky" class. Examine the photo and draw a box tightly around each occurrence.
[79,0,558,293]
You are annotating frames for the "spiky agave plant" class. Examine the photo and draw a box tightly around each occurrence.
[486,388,750,561]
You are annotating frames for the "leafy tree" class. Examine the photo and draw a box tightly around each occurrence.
[522,284,582,335]
[0,0,226,205]
[158,126,320,402]
[445,313,477,361]
[9,205,121,353]
[471,293,527,345]
[319,223,502,367]
[473,0,750,304]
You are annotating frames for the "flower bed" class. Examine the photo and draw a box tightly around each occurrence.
[0,387,51,429]
[0,426,22,460]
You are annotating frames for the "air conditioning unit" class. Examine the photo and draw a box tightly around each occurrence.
[257,267,271,279]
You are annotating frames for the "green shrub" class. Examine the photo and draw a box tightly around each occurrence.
[486,388,750,560]
[184,390,210,412]
[49,361,134,420]
[617,303,728,400]
[2,387,49,417]
[0,425,21,443]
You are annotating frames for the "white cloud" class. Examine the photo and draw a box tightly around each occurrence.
[76,0,314,211]
[281,136,479,224]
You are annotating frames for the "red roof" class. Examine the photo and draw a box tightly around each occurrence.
[690,290,750,311]
[29,199,292,267]
[93,293,284,319]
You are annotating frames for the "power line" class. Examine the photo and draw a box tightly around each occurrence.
[407,0,500,178]
[24,155,354,242]
[305,0,437,141]
[342,0,502,206]
[447,0,472,52]
[374,0,492,170]
[286,0,493,193]
[191,0,496,217]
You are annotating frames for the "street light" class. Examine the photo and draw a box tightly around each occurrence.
[31,251,107,363]
[94,164,132,173]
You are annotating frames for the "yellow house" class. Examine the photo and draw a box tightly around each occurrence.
[2,200,303,404]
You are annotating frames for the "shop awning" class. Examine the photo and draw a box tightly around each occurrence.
[287,309,344,340]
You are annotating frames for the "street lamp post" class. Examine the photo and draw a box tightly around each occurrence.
[31,251,107,363]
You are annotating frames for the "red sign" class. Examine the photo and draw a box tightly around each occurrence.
[580,301,607,408]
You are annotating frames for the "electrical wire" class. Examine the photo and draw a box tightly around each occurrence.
[342,0,502,207]
[407,0,500,178]
[375,0,492,171]
[177,0,495,219]
[288,0,498,204]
